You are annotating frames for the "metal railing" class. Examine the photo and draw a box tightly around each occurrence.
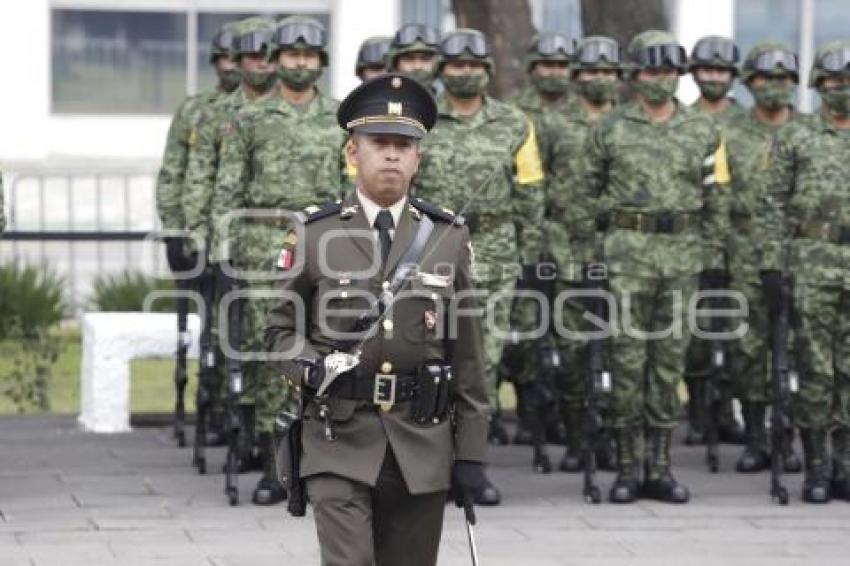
[1,168,165,314]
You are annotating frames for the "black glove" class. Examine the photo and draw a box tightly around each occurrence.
[301,357,355,393]
[451,460,487,525]
[164,236,198,274]
[699,269,731,290]
[759,269,786,315]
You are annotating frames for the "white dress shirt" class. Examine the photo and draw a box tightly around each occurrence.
[356,187,407,240]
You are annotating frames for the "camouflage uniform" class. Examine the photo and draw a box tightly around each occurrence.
[0,172,5,233]
[583,30,729,503]
[759,40,850,503]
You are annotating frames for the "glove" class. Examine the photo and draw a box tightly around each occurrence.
[699,269,731,290]
[451,460,487,525]
[759,270,786,315]
[301,356,356,392]
[164,236,198,274]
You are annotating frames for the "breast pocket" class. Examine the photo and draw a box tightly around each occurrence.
[313,279,377,343]
[396,279,454,347]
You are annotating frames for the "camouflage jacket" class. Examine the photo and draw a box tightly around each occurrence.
[759,110,850,288]
[690,97,748,126]
[155,89,222,231]
[0,171,5,233]
[510,85,576,171]
[183,87,272,251]
[212,88,345,258]
[582,99,730,278]
[725,107,807,281]
[414,94,545,272]
[545,102,613,279]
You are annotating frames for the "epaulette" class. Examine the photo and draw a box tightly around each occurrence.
[410,197,465,226]
[296,200,342,224]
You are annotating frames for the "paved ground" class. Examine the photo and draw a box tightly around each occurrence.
[2,415,850,566]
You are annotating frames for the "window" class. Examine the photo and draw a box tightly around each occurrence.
[52,10,187,114]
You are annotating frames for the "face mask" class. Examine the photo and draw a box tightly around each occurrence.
[820,86,850,117]
[243,69,278,92]
[531,75,571,95]
[400,68,435,86]
[279,67,322,91]
[634,76,679,104]
[442,73,490,98]
[578,78,619,104]
[750,82,793,111]
[217,69,241,93]
[697,80,731,102]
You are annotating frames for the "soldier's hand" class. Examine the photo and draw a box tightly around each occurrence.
[451,460,486,525]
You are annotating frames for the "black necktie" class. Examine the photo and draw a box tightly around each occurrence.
[374,209,394,268]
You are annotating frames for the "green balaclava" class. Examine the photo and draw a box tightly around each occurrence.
[573,36,622,104]
[211,22,241,93]
[743,41,798,111]
[274,16,327,91]
[439,29,493,98]
[234,17,278,92]
[689,36,740,101]
[526,33,574,95]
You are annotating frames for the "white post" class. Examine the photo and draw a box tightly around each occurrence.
[798,0,815,112]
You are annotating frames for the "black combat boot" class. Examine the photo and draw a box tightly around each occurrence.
[717,386,745,445]
[512,386,533,445]
[783,427,803,473]
[684,377,705,445]
[595,426,617,471]
[487,411,510,446]
[800,428,830,504]
[252,432,287,505]
[559,403,583,473]
[830,428,850,501]
[609,428,639,503]
[736,402,770,472]
[640,428,690,503]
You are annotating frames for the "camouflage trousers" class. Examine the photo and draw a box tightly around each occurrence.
[607,272,695,429]
[230,224,293,435]
[792,283,850,430]
[727,278,771,402]
[478,276,515,408]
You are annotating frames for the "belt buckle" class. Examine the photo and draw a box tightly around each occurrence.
[374,373,397,412]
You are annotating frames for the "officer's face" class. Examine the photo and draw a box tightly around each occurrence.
[442,60,487,77]
[360,65,387,81]
[532,61,569,77]
[349,133,421,207]
[397,51,435,73]
[576,68,619,82]
[636,67,678,82]
[694,67,733,83]
[214,55,238,73]
[278,48,321,70]
[240,52,276,73]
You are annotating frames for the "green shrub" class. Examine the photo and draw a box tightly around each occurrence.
[90,270,178,312]
[0,263,66,412]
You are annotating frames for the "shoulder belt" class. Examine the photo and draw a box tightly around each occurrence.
[410,197,465,226]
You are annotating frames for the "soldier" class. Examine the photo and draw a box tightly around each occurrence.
[386,23,441,87]
[0,172,4,234]
[689,35,747,122]
[546,36,623,473]
[414,28,546,503]
[758,40,850,503]
[213,14,345,505]
[727,42,805,475]
[265,74,489,566]
[582,30,730,503]
[156,21,240,446]
[356,36,392,82]
[181,16,281,475]
[682,35,746,447]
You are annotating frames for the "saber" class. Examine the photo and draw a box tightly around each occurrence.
[463,503,480,566]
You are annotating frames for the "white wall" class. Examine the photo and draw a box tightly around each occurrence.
[672,0,734,104]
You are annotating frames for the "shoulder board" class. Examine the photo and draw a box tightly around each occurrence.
[410,197,465,226]
[299,200,342,224]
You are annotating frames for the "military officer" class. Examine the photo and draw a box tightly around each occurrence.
[355,36,392,82]
[545,35,624,473]
[727,42,806,475]
[386,23,441,87]
[688,35,747,121]
[581,30,731,503]
[414,27,546,504]
[265,74,489,566]
[212,14,345,505]
[758,40,850,503]
[155,21,240,446]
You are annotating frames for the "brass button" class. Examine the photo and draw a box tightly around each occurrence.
[382,281,391,290]
[340,291,349,299]
[382,319,394,331]
[431,292,439,301]
[381,361,393,373]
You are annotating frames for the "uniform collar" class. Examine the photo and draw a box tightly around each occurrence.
[356,187,407,229]
[621,98,697,126]
[270,86,334,118]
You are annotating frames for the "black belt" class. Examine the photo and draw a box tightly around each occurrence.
[596,210,699,234]
[796,221,850,246]
[332,373,418,405]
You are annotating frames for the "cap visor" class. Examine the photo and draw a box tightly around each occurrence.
[352,122,424,139]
